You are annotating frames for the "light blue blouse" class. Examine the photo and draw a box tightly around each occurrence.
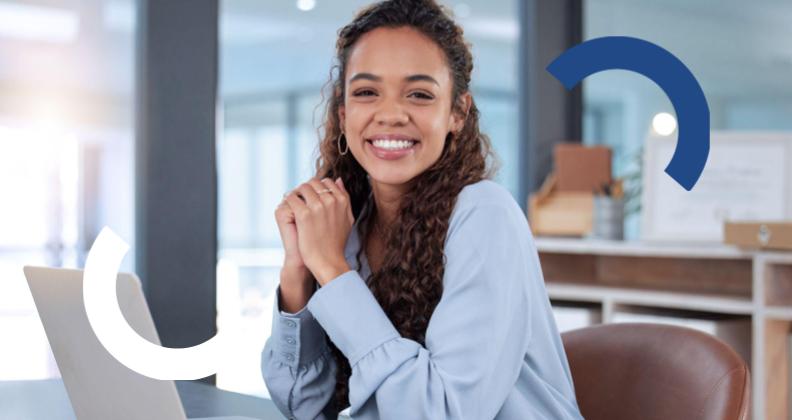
[261,180,583,419]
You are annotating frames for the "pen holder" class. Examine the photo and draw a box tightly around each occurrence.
[590,196,624,240]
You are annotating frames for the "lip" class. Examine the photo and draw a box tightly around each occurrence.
[364,135,419,161]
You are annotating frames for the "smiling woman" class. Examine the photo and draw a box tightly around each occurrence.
[261,1,583,419]
[341,26,469,184]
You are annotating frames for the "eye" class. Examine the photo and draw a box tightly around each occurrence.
[353,89,377,97]
[408,91,434,100]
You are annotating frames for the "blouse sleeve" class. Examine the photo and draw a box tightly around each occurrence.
[261,285,339,420]
[306,203,532,419]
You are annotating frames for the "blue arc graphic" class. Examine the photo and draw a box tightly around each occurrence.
[547,36,710,191]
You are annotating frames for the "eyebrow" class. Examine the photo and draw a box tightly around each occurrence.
[349,72,439,86]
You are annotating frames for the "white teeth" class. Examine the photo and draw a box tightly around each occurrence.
[371,139,415,150]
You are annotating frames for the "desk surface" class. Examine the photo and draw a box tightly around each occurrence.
[0,379,286,420]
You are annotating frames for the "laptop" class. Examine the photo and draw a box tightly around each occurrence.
[23,266,259,420]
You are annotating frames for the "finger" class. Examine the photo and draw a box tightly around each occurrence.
[335,177,346,192]
[309,178,336,205]
[296,182,323,210]
[281,199,295,212]
[279,192,296,208]
[284,190,309,218]
[319,177,345,199]
[323,178,353,224]
[277,200,296,223]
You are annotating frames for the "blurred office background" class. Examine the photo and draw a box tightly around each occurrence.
[1,0,791,412]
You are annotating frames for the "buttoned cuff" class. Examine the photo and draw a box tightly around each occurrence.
[271,285,329,369]
[307,270,400,366]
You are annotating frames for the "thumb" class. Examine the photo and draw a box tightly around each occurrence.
[335,177,345,191]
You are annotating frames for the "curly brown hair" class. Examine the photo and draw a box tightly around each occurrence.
[314,0,499,411]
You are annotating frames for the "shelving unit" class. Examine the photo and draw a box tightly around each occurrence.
[535,237,792,420]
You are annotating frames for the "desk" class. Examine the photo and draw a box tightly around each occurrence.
[0,379,286,420]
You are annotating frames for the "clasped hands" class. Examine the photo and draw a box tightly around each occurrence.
[275,177,354,286]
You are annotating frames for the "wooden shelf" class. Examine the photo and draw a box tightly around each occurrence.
[763,307,792,321]
[535,237,754,259]
[547,283,755,315]
[534,237,792,420]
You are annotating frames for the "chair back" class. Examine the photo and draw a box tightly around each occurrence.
[562,323,750,420]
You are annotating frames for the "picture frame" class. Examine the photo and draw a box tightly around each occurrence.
[641,131,792,243]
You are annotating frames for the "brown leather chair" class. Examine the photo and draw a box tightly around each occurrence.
[562,323,750,420]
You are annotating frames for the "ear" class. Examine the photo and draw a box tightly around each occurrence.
[449,92,472,134]
[338,104,346,133]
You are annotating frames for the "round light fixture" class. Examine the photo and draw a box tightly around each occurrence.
[296,0,315,12]
[652,112,677,136]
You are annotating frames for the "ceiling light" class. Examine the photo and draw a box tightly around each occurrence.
[296,0,316,12]
[652,112,677,136]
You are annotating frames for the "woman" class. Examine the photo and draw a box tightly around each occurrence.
[262,0,583,418]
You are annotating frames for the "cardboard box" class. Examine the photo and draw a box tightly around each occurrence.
[528,173,593,237]
[529,172,624,237]
[724,221,792,250]
[554,144,612,192]
[529,192,593,237]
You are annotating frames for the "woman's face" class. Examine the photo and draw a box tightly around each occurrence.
[339,26,469,187]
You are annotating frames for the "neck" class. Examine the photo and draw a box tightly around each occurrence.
[369,178,409,226]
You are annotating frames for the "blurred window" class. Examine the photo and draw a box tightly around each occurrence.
[0,0,136,380]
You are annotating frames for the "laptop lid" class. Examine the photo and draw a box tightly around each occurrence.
[23,266,187,420]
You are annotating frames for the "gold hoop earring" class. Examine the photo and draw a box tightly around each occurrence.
[337,133,349,156]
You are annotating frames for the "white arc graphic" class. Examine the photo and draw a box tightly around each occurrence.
[83,227,232,380]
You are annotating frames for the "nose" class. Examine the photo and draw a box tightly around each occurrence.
[374,100,409,126]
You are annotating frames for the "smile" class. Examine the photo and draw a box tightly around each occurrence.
[365,137,419,160]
